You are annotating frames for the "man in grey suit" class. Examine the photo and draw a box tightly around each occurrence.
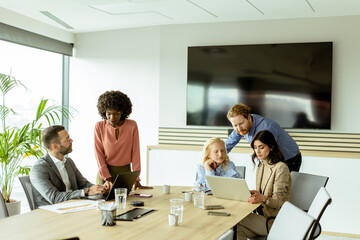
[30,125,112,207]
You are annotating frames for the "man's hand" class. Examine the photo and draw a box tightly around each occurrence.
[134,180,153,190]
[88,185,106,196]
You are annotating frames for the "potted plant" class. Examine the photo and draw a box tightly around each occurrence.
[0,72,75,215]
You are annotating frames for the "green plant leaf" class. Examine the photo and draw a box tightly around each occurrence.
[0,72,76,202]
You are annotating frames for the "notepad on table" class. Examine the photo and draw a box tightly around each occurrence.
[39,200,97,214]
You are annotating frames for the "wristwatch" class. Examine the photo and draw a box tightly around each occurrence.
[84,187,90,196]
[264,197,270,205]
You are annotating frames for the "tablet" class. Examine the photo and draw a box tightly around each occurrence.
[115,208,156,221]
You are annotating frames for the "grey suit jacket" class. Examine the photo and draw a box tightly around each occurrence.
[30,153,94,207]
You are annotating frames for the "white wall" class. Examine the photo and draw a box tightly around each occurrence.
[69,27,160,183]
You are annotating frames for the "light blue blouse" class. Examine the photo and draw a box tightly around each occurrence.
[194,161,241,191]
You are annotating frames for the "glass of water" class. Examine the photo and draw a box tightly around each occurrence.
[193,187,205,208]
[170,199,184,224]
[114,188,127,209]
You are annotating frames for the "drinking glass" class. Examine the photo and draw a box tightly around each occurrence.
[170,199,184,223]
[193,187,205,208]
[114,188,127,209]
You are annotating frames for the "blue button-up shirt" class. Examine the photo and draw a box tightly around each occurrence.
[225,114,299,161]
[195,161,241,191]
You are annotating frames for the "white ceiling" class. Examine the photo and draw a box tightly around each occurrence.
[1,0,360,33]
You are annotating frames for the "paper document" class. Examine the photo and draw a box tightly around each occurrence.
[39,200,96,214]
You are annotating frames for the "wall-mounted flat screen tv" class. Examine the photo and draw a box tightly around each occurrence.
[187,42,332,129]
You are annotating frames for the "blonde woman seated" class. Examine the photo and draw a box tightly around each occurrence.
[237,130,291,240]
[195,138,241,191]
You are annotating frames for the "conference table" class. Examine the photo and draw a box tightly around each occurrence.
[0,186,259,240]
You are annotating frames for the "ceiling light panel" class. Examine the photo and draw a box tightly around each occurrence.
[189,0,266,20]
[248,0,316,16]
[129,0,167,2]
[91,0,203,15]
[40,10,74,29]
[309,0,360,16]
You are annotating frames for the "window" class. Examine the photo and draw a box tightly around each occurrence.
[0,40,64,127]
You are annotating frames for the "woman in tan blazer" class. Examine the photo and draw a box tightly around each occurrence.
[237,130,292,240]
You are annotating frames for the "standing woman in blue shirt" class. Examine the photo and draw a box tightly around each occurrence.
[225,103,301,172]
[195,138,241,191]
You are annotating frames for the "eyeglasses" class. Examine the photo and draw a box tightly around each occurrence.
[59,138,72,143]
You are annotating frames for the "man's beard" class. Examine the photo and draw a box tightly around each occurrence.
[59,144,72,155]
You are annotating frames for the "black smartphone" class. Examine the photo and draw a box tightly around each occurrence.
[207,211,230,216]
[204,205,224,210]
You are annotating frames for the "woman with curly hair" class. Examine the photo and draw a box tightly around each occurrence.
[236,130,291,239]
[195,137,241,191]
[94,90,151,189]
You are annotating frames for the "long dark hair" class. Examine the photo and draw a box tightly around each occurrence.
[250,130,285,166]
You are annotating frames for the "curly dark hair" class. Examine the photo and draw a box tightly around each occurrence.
[97,90,132,120]
[250,130,285,166]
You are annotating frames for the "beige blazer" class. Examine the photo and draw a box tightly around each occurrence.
[256,161,291,219]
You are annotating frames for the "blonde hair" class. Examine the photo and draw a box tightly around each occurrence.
[202,138,230,171]
[227,103,251,120]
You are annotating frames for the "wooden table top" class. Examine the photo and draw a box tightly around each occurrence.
[0,186,259,240]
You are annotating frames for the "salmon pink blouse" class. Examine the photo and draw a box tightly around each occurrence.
[94,119,141,181]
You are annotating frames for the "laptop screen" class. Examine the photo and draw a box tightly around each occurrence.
[105,170,140,201]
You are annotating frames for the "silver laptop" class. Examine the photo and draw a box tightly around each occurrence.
[205,175,251,202]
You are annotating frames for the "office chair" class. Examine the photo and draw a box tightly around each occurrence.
[306,187,332,240]
[249,172,329,240]
[18,175,37,210]
[235,166,246,179]
[290,172,329,211]
[217,228,234,240]
[289,172,329,239]
[267,201,315,240]
[0,189,9,218]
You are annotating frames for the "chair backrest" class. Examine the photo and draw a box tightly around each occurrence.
[18,176,37,210]
[307,187,332,239]
[267,201,315,240]
[0,189,9,219]
[290,172,329,211]
[235,166,246,179]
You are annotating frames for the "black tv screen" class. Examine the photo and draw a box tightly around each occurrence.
[187,42,332,129]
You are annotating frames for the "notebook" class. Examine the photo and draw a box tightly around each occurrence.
[205,175,251,202]
[87,170,140,201]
